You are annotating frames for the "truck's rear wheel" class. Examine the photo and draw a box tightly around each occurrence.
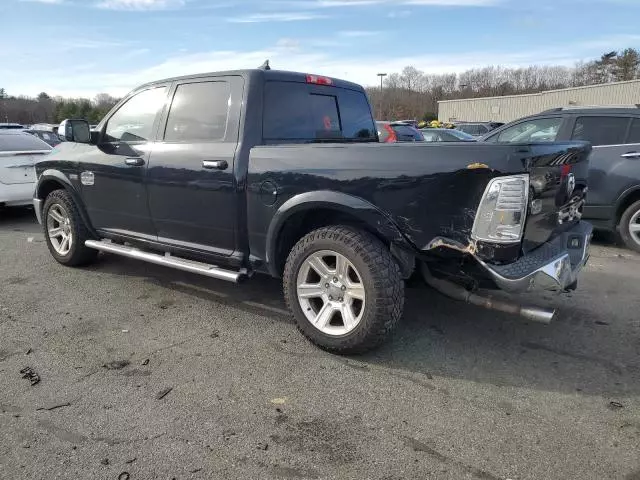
[619,200,640,253]
[43,189,98,266]
[283,226,404,354]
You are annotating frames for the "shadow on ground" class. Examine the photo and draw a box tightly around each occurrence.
[6,207,639,399]
[83,250,639,400]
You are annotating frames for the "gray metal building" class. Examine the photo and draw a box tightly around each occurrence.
[438,79,640,123]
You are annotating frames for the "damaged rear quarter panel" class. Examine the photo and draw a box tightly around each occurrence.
[247,143,530,258]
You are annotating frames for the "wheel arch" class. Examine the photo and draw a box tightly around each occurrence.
[265,191,416,278]
[36,170,97,237]
[615,186,640,227]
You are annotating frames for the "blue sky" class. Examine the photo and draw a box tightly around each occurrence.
[2,0,639,98]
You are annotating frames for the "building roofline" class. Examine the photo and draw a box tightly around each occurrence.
[437,78,640,104]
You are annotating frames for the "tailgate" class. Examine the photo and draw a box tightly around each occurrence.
[0,151,47,184]
[521,141,591,252]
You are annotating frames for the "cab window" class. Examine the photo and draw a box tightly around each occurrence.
[104,86,168,143]
[164,81,231,142]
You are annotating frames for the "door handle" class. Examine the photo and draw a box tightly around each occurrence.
[125,157,145,166]
[621,152,640,159]
[202,160,228,170]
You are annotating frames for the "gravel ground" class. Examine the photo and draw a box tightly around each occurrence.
[1,208,639,480]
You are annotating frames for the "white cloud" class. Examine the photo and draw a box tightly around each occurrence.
[338,30,382,37]
[8,38,606,99]
[275,38,301,49]
[227,12,328,22]
[403,0,499,4]
[96,0,185,10]
[388,10,412,17]
[276,0,500,7]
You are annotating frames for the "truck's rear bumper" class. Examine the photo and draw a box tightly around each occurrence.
[477,221,593,293]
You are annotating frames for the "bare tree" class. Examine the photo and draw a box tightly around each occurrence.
[367,47,639,121]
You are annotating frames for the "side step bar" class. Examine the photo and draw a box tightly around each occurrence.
[85,240,246,283]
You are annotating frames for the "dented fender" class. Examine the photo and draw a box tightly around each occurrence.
[264,190,417,277]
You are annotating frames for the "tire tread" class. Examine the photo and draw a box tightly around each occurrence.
[283,225,404,354]
[43,189,97,266]
[619,199,640,254]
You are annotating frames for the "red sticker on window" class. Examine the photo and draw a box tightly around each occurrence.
[323,116,332,130]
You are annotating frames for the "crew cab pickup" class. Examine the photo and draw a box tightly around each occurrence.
[33,67,593,353]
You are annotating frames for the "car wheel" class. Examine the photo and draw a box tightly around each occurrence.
[619,200,640,254]
[283,225,404,354]
[43,189,98,266]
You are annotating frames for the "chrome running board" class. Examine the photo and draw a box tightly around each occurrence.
[85,240,245,283]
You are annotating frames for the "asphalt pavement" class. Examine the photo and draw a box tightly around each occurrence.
[1,207,639,480]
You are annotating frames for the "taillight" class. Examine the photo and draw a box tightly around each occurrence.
[306,74,333,86]
[472,174,530,243]
[560,164,571,178]
[384,124,397,143]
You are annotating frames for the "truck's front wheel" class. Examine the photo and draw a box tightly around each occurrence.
[43,189,98,266]
[283,226,404,354]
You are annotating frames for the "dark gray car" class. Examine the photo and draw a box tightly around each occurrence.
[480,106,640,252]
[456,122,504,137]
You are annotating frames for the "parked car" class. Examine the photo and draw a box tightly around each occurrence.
[376,121,424,142]
[33,67,592,353]
[0,123,26,130]
[480,106,640,252]
[456,122,504,137]
[0,130,51,208]
[25,128,61,147]
[420,128,476,142]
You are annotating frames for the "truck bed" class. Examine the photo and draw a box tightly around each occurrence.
[247,140,591,263]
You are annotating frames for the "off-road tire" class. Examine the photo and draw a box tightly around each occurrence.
[283,225,404,354]
[42,189,98,266]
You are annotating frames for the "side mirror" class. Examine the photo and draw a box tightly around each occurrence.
[58,119,91,144]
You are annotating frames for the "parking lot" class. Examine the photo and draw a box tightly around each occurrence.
[0,208,639,480]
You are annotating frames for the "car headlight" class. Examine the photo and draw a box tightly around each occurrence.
[471,174,529,243]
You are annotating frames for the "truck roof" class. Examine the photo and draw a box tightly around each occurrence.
[134,68,365,93]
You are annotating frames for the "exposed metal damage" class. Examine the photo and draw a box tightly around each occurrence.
[422,236,478,256]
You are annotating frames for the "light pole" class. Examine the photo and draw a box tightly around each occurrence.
[377,73,387,119]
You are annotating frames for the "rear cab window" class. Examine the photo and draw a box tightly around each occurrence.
[164,81,231,142]
[263,82,377,143]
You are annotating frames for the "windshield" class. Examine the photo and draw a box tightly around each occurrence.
[488,117,563,143]
[263,82,377,143]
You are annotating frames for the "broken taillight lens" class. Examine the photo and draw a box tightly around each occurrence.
[472,174,530,243]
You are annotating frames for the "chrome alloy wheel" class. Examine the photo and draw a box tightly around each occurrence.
[47,204,73,256]
[629,209,640,248]
[296,250,366,336]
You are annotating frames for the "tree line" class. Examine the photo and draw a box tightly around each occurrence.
[367,48,640,121]
[1,48,638,125]
[0,89,120,126]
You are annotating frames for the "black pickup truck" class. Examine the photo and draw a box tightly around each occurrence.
[33,67,593,353]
